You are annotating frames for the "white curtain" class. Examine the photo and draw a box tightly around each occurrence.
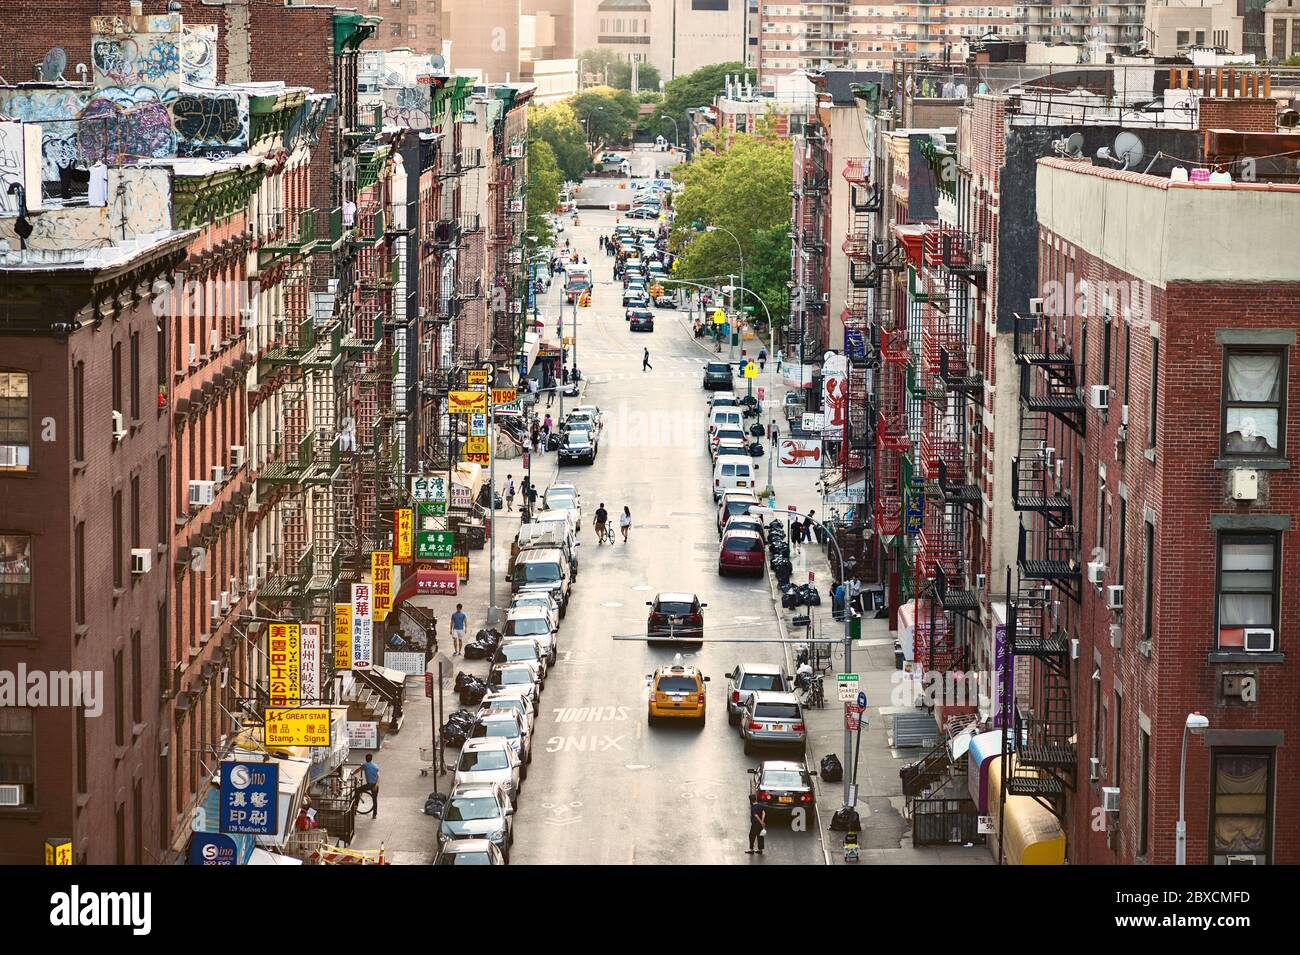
[1226,353,1282,453]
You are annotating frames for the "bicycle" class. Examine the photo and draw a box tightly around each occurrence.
[596,522,615,545]
[797,672,825,709]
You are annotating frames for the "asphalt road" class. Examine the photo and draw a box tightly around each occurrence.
[511,149,827,865]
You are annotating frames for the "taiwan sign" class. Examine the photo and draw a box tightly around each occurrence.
[267,623,301,707]
[219,762,278,836]
[417,531,455,560]
[371,551,394,623]
[351,583,373,670]
[394,508,413,564]
[449,390,489,414]
[411,473,448,505]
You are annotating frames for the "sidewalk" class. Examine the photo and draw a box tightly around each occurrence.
[676,317,988,865]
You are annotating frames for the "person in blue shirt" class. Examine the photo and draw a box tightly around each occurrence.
[450,604,468,656]
[358,754,380,819]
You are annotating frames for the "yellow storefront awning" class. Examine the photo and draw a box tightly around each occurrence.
[986,754,1067,865]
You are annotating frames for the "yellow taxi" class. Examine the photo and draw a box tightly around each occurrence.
[646,656,710,727]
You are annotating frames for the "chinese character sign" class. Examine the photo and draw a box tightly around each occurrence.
[410,474,448,504]
[334,603,351,670]
[299,624,321,703]
[265,708,331,747]
[219,762,279,836]
[394,509,413,564]
[416,531,455,560]
[352,583,373,670]
[267,623,301,707]
[372,551,394,623]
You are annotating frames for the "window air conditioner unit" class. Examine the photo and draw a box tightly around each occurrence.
[975,572,986,590]
[1028,297,1044,316]
[1090,385,1109,410]
[1070,638,1080,660]
[131,548,152,575]
[188,480,216,508]
[1226,855,1258,865]
[190,547,207,572]
[212,465,225,485]
[230,445,245,469]
[1087,561,1105,585]
[219,590,231,612]
[229,575,240,596]
[1101,786,1120,813]
[209,600,220,626]
[1243,627,1275,652]
[1106,585,1124,611]
[247,573,258,594]
[1120,404,1129,426]
[188,343,199,366]
[1109,623,1122,649]
[0,784,23,807]
[1089,757,1100,782]
[111,410,128,442]
[240,307,255,330]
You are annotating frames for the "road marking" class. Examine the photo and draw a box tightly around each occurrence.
[540,800,585,827]
[733,615,762,623]
[544,734,628,753]
[631,584,652,591]
[552,705,630,723]
[600,601,624,608]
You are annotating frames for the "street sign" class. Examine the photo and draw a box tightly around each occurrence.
[857,690,868,710]
[844,704,860,732]
[416,530,455,560]
[837,672,861,702]
[743,361,758,379]
[411,473,448,504]
[219,762,278,836]
[469,413,488,437]
[712,309,726,325]
[801,412,826,432]
[265,707,332,747]
[449,390,489,413]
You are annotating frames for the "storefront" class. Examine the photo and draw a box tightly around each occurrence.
[985,753,1067,865]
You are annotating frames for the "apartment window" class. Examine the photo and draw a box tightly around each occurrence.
[0,533,32,635]
[159,752,170,852]
[1091,673,1102,765]
[157,455,168,546]
[116,803,126,865]
[1142,518,1155,643]
[1195,29,1206,45]
[74,521,86,625]
[114,648,125,747]
[1222,348,1285,457]
[112,341,123,414]
[73,361,85,461]
[76,706,88,793]
[0,371,31,469]
[133,780,143,865]
[131,474,141,551]
[1147,340,1159,449]
[391,22,401,37]
[1102,315,1112,391]
[1176,29,1190,48]
[113,490,124,589]
[1116,497,1127,587]
[1122,323,1131,406]
[1211,752,1273,865]
[130,331,140,420]
[0,707,35,806]
[1112,691,1123,791]
[156,317,166,394]
[131,629,142,725]
[409,24,417,39]
[1216,533,1279,648]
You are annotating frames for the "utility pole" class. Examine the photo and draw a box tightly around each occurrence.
[483,359,499,625]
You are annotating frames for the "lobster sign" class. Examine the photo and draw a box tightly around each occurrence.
[778,439,822,468]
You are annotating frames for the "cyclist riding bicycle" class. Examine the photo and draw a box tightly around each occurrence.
[594,503,610,544]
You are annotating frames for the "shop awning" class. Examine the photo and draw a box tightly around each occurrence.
[248,847,304,865]
[393,569,459,605]
[986,755,1066,865]
[518,331,541,375]
[966,730,1011,814]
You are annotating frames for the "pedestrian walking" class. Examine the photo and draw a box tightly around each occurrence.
[775,350,784,375]
[770,420,780,443]
[505,475,516,511]
[791,515,804,555]
[450,603,468,656]
[543,413,553,442]
[832,579,846,621]
[747,793,767,855]
[806,509,823,546]
[546,379,555,407]
[618,506,633,542]
[848,576,863,615]
[527,483,538,512]
[531,418,540,448]
[643,348,653,372]
[358,754,380,819]
[758,347,767,371]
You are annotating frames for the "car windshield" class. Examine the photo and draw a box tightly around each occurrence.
[509,618,549,636]
[726,501,757,516]
[754,702,802,719]
[563,434,590,447]
[445,851,493,865]
[762,770,808,789]
[496,668,533,686]
[655,600,696,615]
[501,643,539,660]
[446,797,501,822]
[657,676,699,693]
[519,562,561,583]
[716,430,746,443]
[472,721,519,740]
[740,673,784,691]
[725,537,763,552]
[485,700,525,719]
[706,364,730,374]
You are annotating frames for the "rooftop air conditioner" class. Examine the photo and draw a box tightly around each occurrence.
[1243,627,1275,652]
[131,548,152,575]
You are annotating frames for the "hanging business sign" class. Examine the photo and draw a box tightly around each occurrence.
[334,603,351,670]
[394,508,414,564]
[449,390,489,413]
[469,413,488,437]
[778,438,822,468]
[904,487,924,536]
[465,436,489,456]
[188,832,239,866]
[267,623,301,707]
[492,388,517,406]
[371,551,394,623]
[264,707,332,747]
[299,624,321,703]
[451,554,469,582]
[351,583,373,670]
[410,473,448,504]
[493,400,523,418]
[822,353,848,439]
[466,369,490,387]
[347,721,379,749]
[417,531,456,560]
[43,838,72,866]
[462,450,490,465]
[219,762,279,836]
[450,484,472,510]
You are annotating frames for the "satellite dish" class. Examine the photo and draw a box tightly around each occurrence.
[1066,132,1084,157]
[41,47,67,82]
[1113,131,1146,170]
[386,70,404,86]
[428,53,447,73]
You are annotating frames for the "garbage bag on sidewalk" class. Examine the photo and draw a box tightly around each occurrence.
[820,753,844,783]
[423,792,448,817]
[829,806,861,832]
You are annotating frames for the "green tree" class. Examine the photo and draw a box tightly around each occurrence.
[578,49,663,93]
[570,87,637,149]
[651,61,754,147]
[525,137,563,250]
[529,103,589,182]
[669,134,792,326]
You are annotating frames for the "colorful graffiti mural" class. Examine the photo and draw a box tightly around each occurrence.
[0,88,92,182]
[0,122,44,216]
[379,86,432,130]
[78,89,177,165]
[173,92,249,153]
[181,25,218,85]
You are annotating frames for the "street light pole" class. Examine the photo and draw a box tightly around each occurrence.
[1177,712,1209,865]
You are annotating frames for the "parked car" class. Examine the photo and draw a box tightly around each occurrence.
[646,658,710,727]
[646,592,706,643]
[629,311,654,332]
[626,207,658,219]
[712,435,749,462]
[453,738,523,801]
[716,491,760,537]
[543,486,583,530]
[511,547,572,616]
[623,287,651,308]
[559,429,598,464]
[488,661,543,708]
[504,606,559,662]
[739,691,807,755]
[721,513,765,541]
[437,783,515,862]
[562,412,601,438]
[707,392,740,410]
[710,426,748,458]
[478,690,537,734]
[510,590,560,620]
[653,294,678,309]
[510,521,579,582]
[703,361,734,390]
[433,838,506,865]
[467,710,532,768]
[570,404,602,426]
[491,637,549,684]
[749,761,816,817]
[719,529,765,576]
[725,663,789,723]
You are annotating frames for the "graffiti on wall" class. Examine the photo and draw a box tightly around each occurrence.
[0,121,44,216]
[0,88,92,182]
[181,24,218,85]
[92,35,181,89]
[379,87,432,130]
[173,92,248,153]
[78,87,178,165]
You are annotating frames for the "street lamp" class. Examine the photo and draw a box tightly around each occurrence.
[585,106,607,150]
[1177,711,1210,865]
[482,360,501,626]
[748,505,857,811]
[665,115,681,148]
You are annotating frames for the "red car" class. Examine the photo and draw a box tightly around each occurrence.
[718,530,765,576]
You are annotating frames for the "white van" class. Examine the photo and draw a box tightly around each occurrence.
[510,521,580,581]
[707,408,744,450]
[713,454,756,502]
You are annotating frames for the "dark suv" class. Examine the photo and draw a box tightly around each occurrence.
[646,592,707,643]
[703,362,733,390]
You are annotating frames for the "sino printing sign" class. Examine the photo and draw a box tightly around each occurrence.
[219,762,278,836]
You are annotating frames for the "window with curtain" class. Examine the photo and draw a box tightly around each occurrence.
[0,533,32,635]
[1211,752,1272,864]
[1216,533,1278,648]
[1223,349,1285,456]
[0,706,35,806]
[0,371,31,470]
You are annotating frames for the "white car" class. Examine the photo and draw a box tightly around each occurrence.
[571,405,602,426]
[510,590,561,618]
[454,738,523,801]
[479,690,537,734]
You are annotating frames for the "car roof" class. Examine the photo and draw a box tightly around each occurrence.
[478,709,524,722]
[449,784,504,799]
[441,838,496,851]
[516,547,562,560]
[655,592,699,603]
[506,606,550,618]
[548,481,578,491]
[483,688,534,702]
[463,737,511,751]
[494,662,538,673]
[736,661,782,674]
[720,490,759,502]
[723,529,763,542]
[760,760,808,774]
[750,691,800,704]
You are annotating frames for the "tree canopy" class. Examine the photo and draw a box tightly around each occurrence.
[525,137,562,250]
[570,87,638,149]
[650,61,754,145]
[528,103,589,182]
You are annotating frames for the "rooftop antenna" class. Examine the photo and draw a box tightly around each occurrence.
[1096,130,1146,171]
[40,47,66,82]
[1053,131,1085,157]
